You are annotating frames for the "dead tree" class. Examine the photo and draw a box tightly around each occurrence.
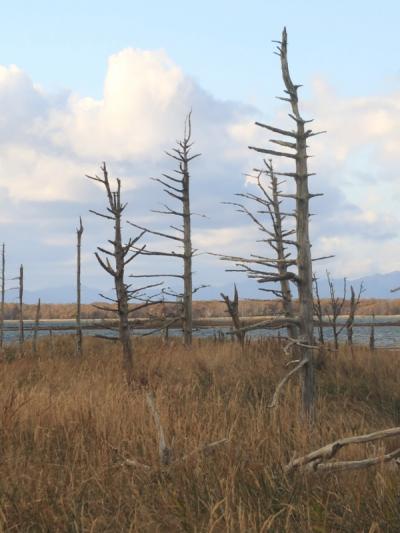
[326,271,347,350]
[87,163,161,385]
[18,264,24,351]
[32,298,41,355]
[129,113,201,346]
[76,217,84,356]
[247,28,326,416]
[313,274,324,344]
[220,284,245,347]
[0,243,5,348]
[346,283,364,345]
[369,313,376,351]
[218,159,298,340]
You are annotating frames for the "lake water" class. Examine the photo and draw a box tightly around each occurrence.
[3,316,400,348]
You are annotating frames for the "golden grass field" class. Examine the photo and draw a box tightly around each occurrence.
[1,335,400,532]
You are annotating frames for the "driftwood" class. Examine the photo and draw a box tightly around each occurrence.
[117,390,228,470]
[286,427,400,473]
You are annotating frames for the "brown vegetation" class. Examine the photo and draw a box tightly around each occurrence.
[3,297,400,322]
[1,336,400,531]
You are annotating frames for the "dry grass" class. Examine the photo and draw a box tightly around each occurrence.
[1,336,400,532]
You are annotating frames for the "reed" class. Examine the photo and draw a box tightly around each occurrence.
[0,336,399,531]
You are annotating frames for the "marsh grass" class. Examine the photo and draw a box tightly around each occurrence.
[1,336,400,531]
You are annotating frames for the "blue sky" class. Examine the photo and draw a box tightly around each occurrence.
[1,1,398,104]
[0,1,399,300]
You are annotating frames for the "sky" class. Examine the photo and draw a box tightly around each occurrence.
[0,0,399,301]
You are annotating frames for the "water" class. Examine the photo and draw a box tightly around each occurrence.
[4,316,400,348]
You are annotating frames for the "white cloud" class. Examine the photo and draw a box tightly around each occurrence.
[0,51,399,293]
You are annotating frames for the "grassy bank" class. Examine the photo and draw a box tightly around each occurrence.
[1,336,400,531]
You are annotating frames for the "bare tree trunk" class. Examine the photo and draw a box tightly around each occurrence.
[346,283,364,346]
[217,159,298,340]
[49,328,54,356]
[32,297,41,355]
[18,264,24,353]
[114,189,134,384]
[221,284,245,348]
[269,167,297,339]
[76,217,84,356]
[326,272,347,350]
[295,117,315,416]
[182,141,193,346]
[369,313,375,351]
[249,28,326,417]
[277,28,315,416]
[313,275,324,344]
[128,113,201,347]
[87,164,143,386]
[0,243,5,349]
[347,286,355,345]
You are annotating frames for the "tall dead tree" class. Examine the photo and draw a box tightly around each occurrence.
[18,264,24,350]
[129,113,201,346]
[346,283,364,345]
[87,163,161,385]
[248,28,326,416]
[218,159,298,339]
[0,243,5,348]
[326,272,347,350]
[76,217,84,356]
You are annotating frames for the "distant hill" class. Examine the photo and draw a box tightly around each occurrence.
[6,285,106,305]
[314,271,400,299]
[203,271,400,301]
[5,271,400,304]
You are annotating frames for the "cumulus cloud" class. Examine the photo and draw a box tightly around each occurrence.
[0,50,399,295]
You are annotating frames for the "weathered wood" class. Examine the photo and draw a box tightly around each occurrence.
[370,313,376,351]
[267,162,297,339]
[131,113,201,347]
[326,272,347,349]
[146,391,172,466]
[250,28,318,416]
[18,264,24,353]
[221,285,245,347]
[182,114,194,346]
[313,275,324,344]
[269,358,307,408]
[87,164,136,385]
[76,217,84,356]
[286,426,400,473]
[0,243,5,348]
[346,282,364,345]
[32,298,41,355]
